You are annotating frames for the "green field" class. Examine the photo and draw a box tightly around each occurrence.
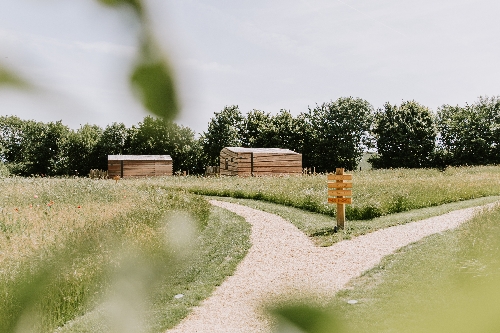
[158,166,500,220]
[2,166,500,332]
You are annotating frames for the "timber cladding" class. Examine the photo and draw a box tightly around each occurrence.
[108,155,173,178]
[219,147,302,176]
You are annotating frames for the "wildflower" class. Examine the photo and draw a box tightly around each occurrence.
[34,195,38,199]
[47,201,54,207]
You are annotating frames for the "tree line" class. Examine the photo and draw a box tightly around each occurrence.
[1,96,499,176]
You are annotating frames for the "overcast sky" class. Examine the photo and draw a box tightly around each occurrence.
[1,0,499,134]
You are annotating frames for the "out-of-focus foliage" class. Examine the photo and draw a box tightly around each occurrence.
[130,58,179,121]
[0,66,27,87]
[97,0,179,121]
[370,101,436,169]
[97,0,142,15]
[270,303,343,333]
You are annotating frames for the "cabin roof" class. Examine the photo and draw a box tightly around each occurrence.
[108,155,172,161]
[224,147,300,154]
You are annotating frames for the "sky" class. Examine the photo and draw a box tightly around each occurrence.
[1,0,499,135]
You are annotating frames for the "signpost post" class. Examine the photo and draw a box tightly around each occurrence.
[327,168,353,229]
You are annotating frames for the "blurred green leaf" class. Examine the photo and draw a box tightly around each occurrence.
[130,60,179,121]
[96,0,143,16]
[270,303,343,333]
[0,66,28,87]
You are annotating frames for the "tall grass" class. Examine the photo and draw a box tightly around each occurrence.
[159,166,500,220]
[0,177,250,332]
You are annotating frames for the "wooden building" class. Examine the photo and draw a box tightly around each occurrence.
[108,155,172,178]
[219,147,302,176]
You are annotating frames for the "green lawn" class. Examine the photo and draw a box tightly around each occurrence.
[325,203,500,332]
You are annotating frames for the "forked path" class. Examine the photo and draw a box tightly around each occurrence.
[167,200,498,333]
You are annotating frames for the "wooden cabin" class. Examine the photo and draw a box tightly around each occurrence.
[219,147,302,176]
[108,155,172,178]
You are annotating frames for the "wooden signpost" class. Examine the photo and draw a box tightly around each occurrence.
[327,168,353,229]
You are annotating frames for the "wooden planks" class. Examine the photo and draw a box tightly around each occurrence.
[328,182,353,188]
[328,190,352,196]
[219,147,303,176]
[108,156,173,178]
[327,174,353,181]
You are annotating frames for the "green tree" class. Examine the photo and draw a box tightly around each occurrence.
[94,122,131,170]
[28,121,71,176]
[271,110,310,154]
[240,109,274,148]
[437,96,500,166]
[0,116,26,167]
[62,124,103,176]
[0,117,70,176]
[201,105,244,166]
[371,101,436,168]
[307,97,373,172]
[128,116,202,173]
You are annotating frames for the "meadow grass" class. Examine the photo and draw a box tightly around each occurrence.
[210,196,500,246]
[0,177,250,333]
[3,166,500,332]
[157,165,500,220]
[327,203,500,332]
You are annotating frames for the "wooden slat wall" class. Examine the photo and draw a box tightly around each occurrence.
[252,153,302,175]
[219,148,302,176]
[220,148,249,176]
[108,161,122,177]
[107,160,172,178]
[155,161,173,176]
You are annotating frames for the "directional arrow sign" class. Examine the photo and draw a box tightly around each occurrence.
[328,197,352,204]
[328,190,352,196]
[327,174,353,181]
[328,182,353,189]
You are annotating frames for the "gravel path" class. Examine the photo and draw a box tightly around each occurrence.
[167,200,498,333]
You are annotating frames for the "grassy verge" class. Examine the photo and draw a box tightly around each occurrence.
[55,205,250,333]
[327,203,500,332]
[209,196,500,246]
[0,178,250,333]
[154,166,500,220]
